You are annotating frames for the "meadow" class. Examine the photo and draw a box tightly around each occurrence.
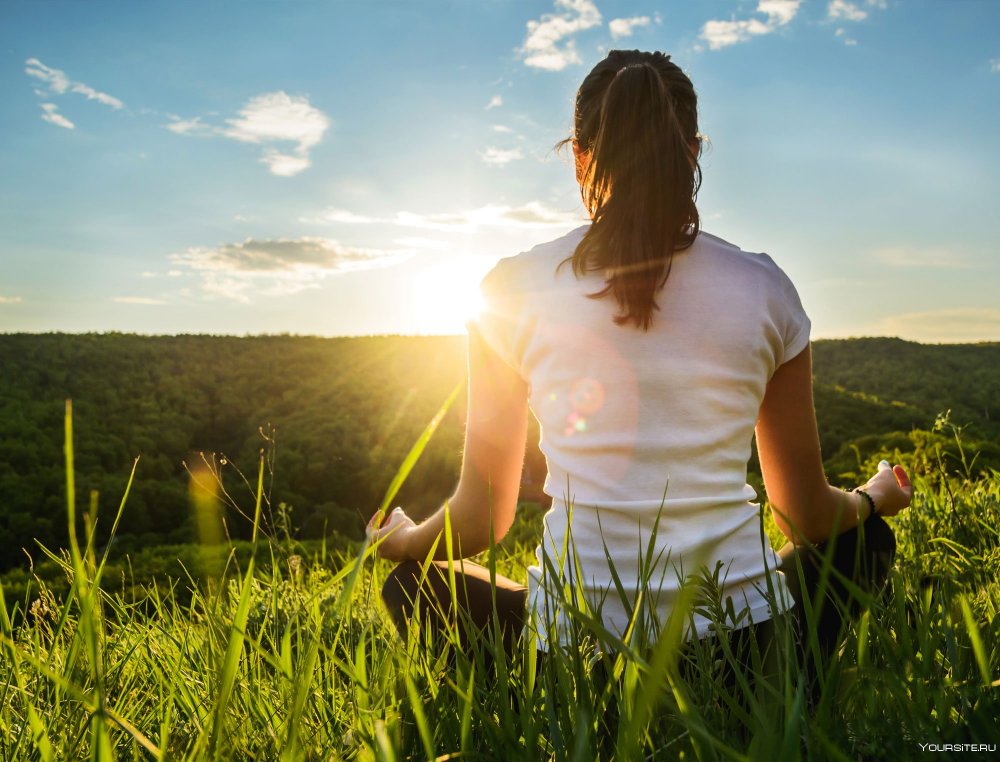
[1,395,998,760]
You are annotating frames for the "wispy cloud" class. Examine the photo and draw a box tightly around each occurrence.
[492,124,514,133]
[609,16,650,40]
[114,296,167,305]
[309,201,583,234]
[485,95,503,110]
[165,116,210,135]
[0,296,24,305]
[25,58,123,108]
[167,92,330,177]
[480,146,524,166]
[827,0,867,21]
[876,308,1000,343]
[25,57,124,127]
[25,58,70,94]
[828,0,887,44]
[991,59,1000,74]
[39,103,74,130]
[315,208,379,224]
[169,237,406,301]
[397,202,582,231]
[520,0,602,71]
[700,0,802,50]
[70,82,125,109]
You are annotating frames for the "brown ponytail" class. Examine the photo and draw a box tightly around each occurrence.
[565,50,701,330]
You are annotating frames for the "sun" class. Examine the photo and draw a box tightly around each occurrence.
[410,257,491,335]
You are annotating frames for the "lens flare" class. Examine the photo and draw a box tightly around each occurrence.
[564,377,605,436]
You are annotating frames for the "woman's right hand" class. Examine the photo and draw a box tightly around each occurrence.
[860,463,913,518]
[367,507,418,561]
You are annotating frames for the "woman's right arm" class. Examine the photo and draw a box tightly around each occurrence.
[755,344,912,544]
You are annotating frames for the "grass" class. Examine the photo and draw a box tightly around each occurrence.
[1,401,999,760]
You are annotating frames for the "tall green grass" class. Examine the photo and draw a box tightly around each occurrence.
[1,399,998,759]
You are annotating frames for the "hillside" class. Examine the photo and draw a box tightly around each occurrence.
[0,333,997,572]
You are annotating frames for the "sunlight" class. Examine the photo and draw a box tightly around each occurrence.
[409,257,491,335]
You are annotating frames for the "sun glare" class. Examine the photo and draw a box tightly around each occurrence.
[410,258,490,335]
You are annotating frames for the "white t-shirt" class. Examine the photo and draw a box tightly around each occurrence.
[475,225,811,649]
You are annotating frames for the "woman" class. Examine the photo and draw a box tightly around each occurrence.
[371,50,912,666]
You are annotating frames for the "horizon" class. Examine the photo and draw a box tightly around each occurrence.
[2,1,999,343]
[2,329,998,348]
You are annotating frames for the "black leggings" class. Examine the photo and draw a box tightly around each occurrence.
[381,512,896,671]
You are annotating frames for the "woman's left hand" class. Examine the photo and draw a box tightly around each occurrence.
[367,507,417,561]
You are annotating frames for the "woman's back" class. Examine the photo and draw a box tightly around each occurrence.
[478,225,811,644]
[375,47,909,666]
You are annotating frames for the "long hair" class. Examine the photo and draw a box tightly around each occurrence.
[565,50,702,330]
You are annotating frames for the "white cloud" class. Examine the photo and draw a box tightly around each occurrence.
[876,308,1000,343]
[700,18,773,49]
[69,82,124,109]
[220,92,330,177]
[25,58,124,110]
[0,296,24,305]
[169,237,406,301]
[312,208,379,225]
[991,59,1000,74]
[25,58,70,94]
[172,237,395,273]
[828,0,867,21]
[478,202,583,228]
[609,16,650,40]
[307,201,584,234]
[166,116,210,135]
[396,202,583,232]
[114,297,167,305]
[166,92,330,177]
[520,0,602,71]
[39,103,74,130]
[758,0,803,25]
[260,150,311,177]
[492,124,514,133]
[480,146,524,166]
[700,0,802,50]
[485,95,503,110]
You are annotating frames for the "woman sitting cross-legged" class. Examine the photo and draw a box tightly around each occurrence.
[369,49,912,694]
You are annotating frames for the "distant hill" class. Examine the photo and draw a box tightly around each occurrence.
[811,337,1000,437]
[0,333,997,572]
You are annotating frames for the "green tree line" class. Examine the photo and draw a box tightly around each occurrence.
[0,333,997,573]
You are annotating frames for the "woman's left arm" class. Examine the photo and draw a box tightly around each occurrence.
[369,326,529,561]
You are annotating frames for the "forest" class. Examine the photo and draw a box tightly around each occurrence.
[1,333,998,574]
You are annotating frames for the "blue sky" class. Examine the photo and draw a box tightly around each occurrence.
[1,0,998,341]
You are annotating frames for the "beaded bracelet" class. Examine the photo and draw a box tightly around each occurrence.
[853,487,878,519]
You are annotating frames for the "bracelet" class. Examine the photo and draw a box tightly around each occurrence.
[853,488,878,520]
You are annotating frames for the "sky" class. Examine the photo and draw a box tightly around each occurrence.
[1,0,998,342]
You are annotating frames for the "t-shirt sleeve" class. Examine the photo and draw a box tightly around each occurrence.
[777,270,811,366]
[470,256,528,375]
[765,255,811,367]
